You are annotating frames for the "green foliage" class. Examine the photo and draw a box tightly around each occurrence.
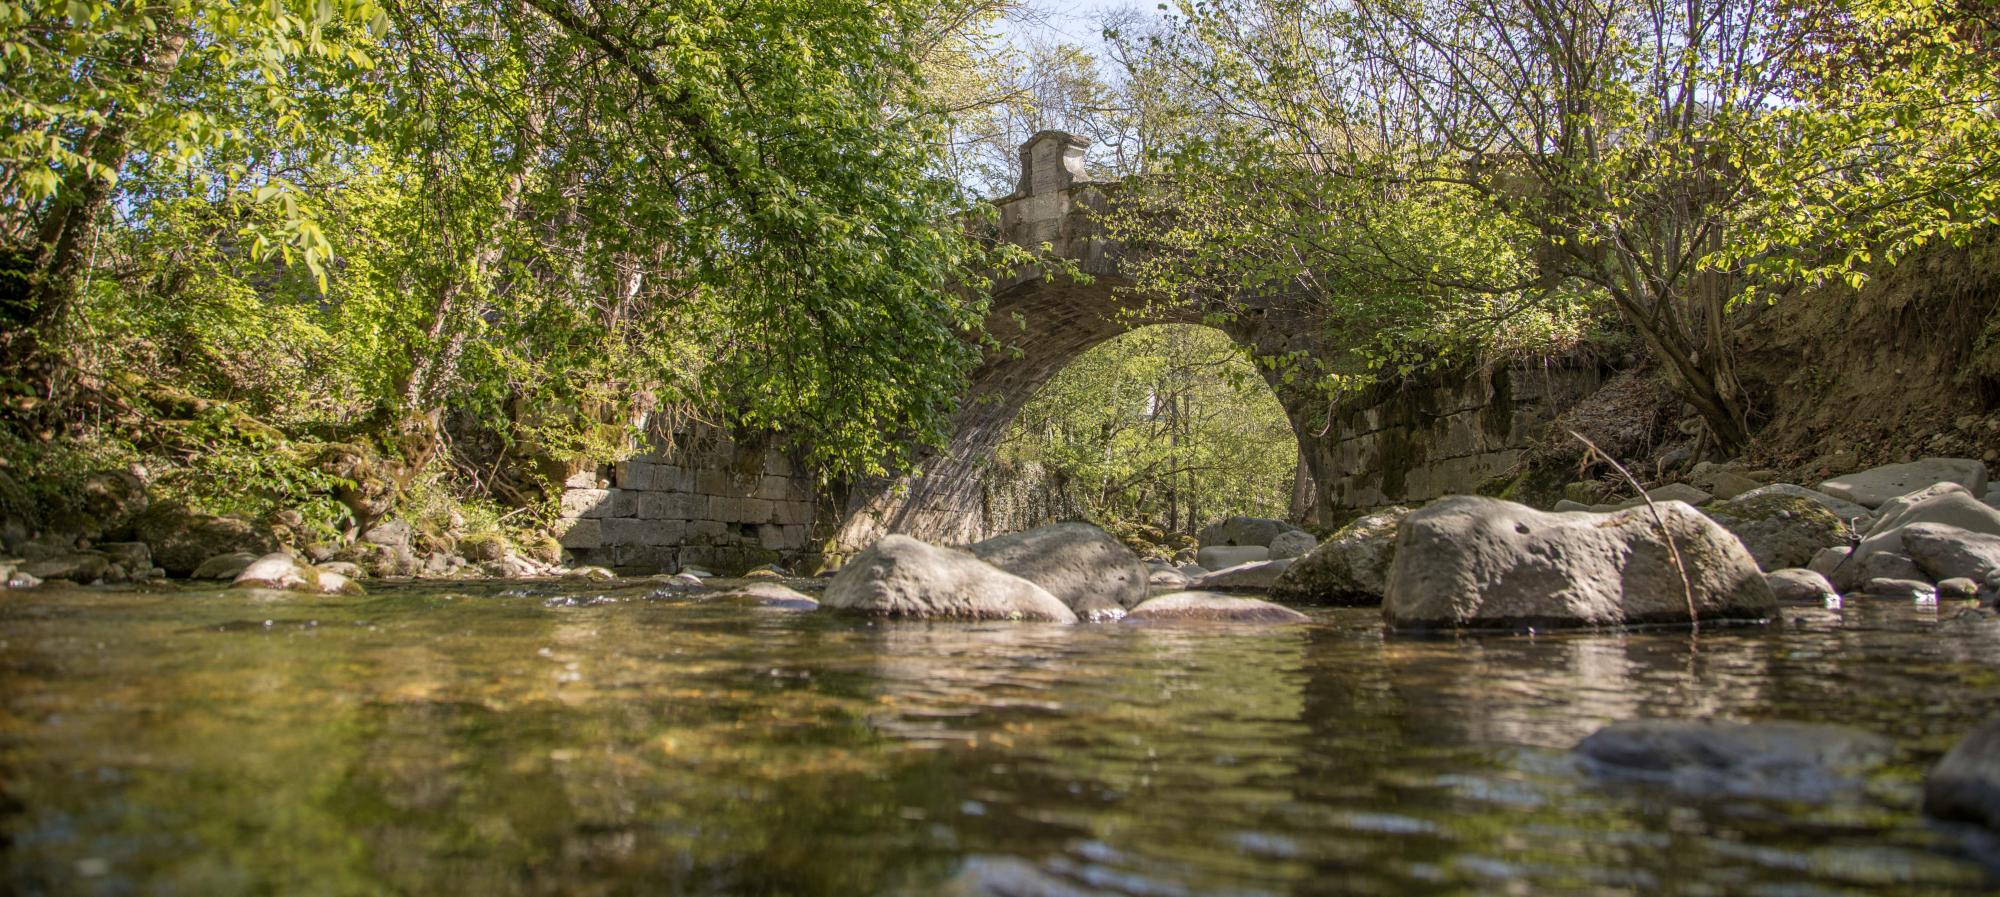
[997,325,1298,534]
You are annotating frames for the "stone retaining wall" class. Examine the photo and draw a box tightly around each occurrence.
[556,426,818,574]
[1318,362,1605,514]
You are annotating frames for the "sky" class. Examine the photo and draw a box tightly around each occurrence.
[1003,0,1162,52]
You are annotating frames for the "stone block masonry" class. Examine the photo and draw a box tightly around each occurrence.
[556,425,819,574]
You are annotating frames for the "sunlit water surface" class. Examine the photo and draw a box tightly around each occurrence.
[3,580,1999,896]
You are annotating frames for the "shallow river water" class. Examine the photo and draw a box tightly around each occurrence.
[3,579,1998,896]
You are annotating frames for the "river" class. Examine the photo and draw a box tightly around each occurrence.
[2,580,1995,895]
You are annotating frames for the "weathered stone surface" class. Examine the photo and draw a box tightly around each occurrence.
[1766,569,1838,606]
[1821,458,1990,509]
[1198,516,1303,548]
[1924,715,2000,830]
[1859,551,1925,583]
[1267,529,1318,560]
[1610,483,1713,509]
[1148,567,1189,589]
[1938,578,1981,601]
[1732,484,1874,523]
[1270,507,1409,606]
[1195,545,1269,570]
[134,504,277,576]
[1807,546,1852,580]
[1901,523,2000,584]
[970,522,1148,620]
[1575,718,1894,801]
[1123,591,1310,624]
[1193,558,1295,592]
[96,541,151,570]
[22,552,109,583]
[1704,491,1848,571]
[231,553,363,594]
[1382,496,1775,630]
[1839,483,2000,588]
[191,551,260,580]
[706,582,818,611]
[824,536,1077,623]
[1701,471,1763,501]
[1858,578,1936,601]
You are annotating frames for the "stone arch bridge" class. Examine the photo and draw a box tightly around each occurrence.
[557,132,1604,573]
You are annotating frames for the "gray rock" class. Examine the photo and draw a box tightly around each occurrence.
[95,542,151,571]
[231,553,363,594]
[1857,578,1936,601]
[1192,558,1294,592]
[135,505,278,576]
[1269,507,1409,606]
[1701,471,1763,501]
[191,551,261,580]
[1148,567,1189,589]
[318,561,364,579]
[1938,578,1981,601]
[1821,458,1990,509]
[1859,551,1926,583]
[22,552,109,583]
[1123,591,1310,624]
[1924,715,2000,830]
[1733,484,1874,523]
[1705,491,1849,571]
[6,570,42,589]
[1575,718,1894,802]
[1198,516,1303,548]
[1765,569,1838,606]
[1985,487,2000,511]
[1267,529,1319,560]
[823,535,1077,623]
[1838,483,2000,588]
[565,565,617,581]
[1174,564,1210,577]
[1195,545,1270,570]
[1808,546,1853,580]
[1609,483,1713,509]
[1553,499,1596,512]
[970,522,1148,620]
[1382,496,1775,630]
[1900,523,2000,584]
[706,582,818,611]
[361,519,413,547]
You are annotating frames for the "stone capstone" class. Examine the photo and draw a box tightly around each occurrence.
[823,535,1077,623]
[1382,496,1775,630]
[969,522,1148,620]
[1269,507,1409,606]
[1122,591,1310,624]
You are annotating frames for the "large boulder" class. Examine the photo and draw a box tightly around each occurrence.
[1575,719,1894,801]
[1924,715,2000,830]
[1123,591,1310,624]
[1837,483,2000,589]
[133,504,278,576]
[823,536,1077,623]
[969,522,1148,621]
[1192,558,1294,592]
[1382,496,1775,630]
[1901,523,2000,584]
[1704,492,1849,571]
[1195,545,1269,570]
[1820,458,1990,509]
[1198,516,1303,548]
[1269,507,1409,606]
[1731,484,1873,523]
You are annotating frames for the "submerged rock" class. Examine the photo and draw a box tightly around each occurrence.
[1123,591,1310,624]
[1382,496,1774,630]
[1575,718,1894,802]
[1269,507,1408,606]
[1925,715,2000,831]
[970,522,1148,620]
[706,582,818,611]
[1821,458,1989,509]
[1193,558,1294,592]
[823,536,1077,623]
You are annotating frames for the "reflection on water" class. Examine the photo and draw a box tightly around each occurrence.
[1,582,1996,895]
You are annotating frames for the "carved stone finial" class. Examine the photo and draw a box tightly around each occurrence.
[1016,130,1092,197]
